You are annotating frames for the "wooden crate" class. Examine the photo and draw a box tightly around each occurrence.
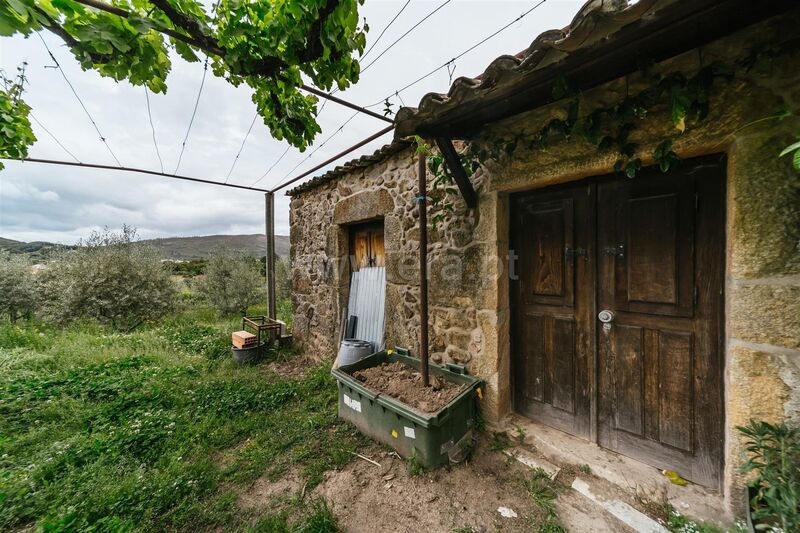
[232,330,257,348]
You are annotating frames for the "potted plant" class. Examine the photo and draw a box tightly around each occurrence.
[737,420,800,532]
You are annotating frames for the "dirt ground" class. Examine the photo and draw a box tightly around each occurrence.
[352,361,467,413]
[240,437,559,533]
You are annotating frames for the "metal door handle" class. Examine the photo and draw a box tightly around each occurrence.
[598,310,615,323]
[565,246,587,261]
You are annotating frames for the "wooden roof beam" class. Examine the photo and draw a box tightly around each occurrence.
[434,138,477,209]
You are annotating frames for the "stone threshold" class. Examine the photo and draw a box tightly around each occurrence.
[494,413,733,528]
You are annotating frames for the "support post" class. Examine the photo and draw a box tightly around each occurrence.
[265,192,276,321]
[418,150,430,387]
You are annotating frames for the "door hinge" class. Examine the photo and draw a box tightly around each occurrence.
[603,244,625,258]
[693,286,699,307]
[695,192,700,210]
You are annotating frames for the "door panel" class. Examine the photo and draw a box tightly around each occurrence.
[350,221,384,270]
[511,186,593,439]
[512,158,724,489]
[598,166,724,489]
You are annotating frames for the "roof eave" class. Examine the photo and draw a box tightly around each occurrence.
[395,0,799,140]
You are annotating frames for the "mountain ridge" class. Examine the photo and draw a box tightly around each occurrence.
[0,234,290,261]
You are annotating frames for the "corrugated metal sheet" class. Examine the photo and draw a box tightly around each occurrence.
[346,266,386,350]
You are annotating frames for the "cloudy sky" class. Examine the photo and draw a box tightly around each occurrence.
[0,0,583,244]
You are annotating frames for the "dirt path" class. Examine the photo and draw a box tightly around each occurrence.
[241,438,555,532]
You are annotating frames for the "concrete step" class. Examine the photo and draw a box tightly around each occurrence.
[570,476,669,533]
[503,447,561,479]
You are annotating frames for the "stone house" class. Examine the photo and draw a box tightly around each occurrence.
[288,0,799,519]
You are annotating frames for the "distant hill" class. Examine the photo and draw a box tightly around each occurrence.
[142,234,289,260]
[0,234,289,261]
[0,237,74,261]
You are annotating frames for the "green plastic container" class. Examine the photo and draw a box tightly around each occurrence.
[332,347,483,468]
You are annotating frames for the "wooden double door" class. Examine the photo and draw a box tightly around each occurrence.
[511,160,725,488]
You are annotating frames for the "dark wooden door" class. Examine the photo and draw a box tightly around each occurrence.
[512,159,724,488]
[511,184,595,439]
[597,166,724,489]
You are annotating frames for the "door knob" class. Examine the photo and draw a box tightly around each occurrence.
[598,310,615,323]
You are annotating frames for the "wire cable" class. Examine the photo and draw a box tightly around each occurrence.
[369,0,549,109]
[359,0,453,75]
[266,110,359,191]
[174,56,209,174]
[225,112,258,183]
[144,87,165,173]
[361,0,411,60]
[29,112,81,163]
[251,145,291,188]
[250,89,333,187]
[38,33,123,167]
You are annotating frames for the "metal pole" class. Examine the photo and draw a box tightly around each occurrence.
[300,85,394,124]
[269,124,394,193]
[5,157,271,192]
[418,150,430,387]
[265,192,276,320]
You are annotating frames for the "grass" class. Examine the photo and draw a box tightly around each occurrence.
[0,303,359,532]
[521,467,565,533]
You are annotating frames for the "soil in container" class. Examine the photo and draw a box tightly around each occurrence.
[352,361,467,413]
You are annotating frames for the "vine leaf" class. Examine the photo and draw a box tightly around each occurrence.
[779,140,800,171]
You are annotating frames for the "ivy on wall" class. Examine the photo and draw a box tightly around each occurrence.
[418,44,799,228]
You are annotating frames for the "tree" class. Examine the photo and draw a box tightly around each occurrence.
[197,249,262,315]
[0,0,368,162]
[0,250,38,320]
[275,255,291,301]
[37,226,176,330]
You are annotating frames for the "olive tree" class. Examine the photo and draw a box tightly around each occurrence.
[38,226,176,330]
[0,250,38,321]
[0,0,368,164]
[197,249,262,315]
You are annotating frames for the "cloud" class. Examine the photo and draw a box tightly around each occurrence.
[0,1,583,245]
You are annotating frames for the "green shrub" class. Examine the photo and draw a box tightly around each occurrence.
[738,420,800,532]
[197,249,263,315]
[36,226,176,331]
[0,250,38,321]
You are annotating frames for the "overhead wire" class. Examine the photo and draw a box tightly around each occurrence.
[144,87,165,173]
[224,112,258,183]
[29,113,81,163]
[249,86,336,188]
[361,0,412,60]
[173,56,209,174]
[359,0,453,75]
[251,145,291,188]
[271,0,550,193]
[368,0,549,109]
[264,110,360,191]
[37,33,123,167]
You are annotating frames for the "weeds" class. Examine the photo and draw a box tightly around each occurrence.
[578,464,592,474]
[406,450,425,476]
[522,467,565,533]
[489,430,512,451]
[0,309,361,531]
[665,509,726,533]
[247,498,340,533]
[515,426,527,444]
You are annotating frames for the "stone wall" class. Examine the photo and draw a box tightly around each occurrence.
[289,12,800,513]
